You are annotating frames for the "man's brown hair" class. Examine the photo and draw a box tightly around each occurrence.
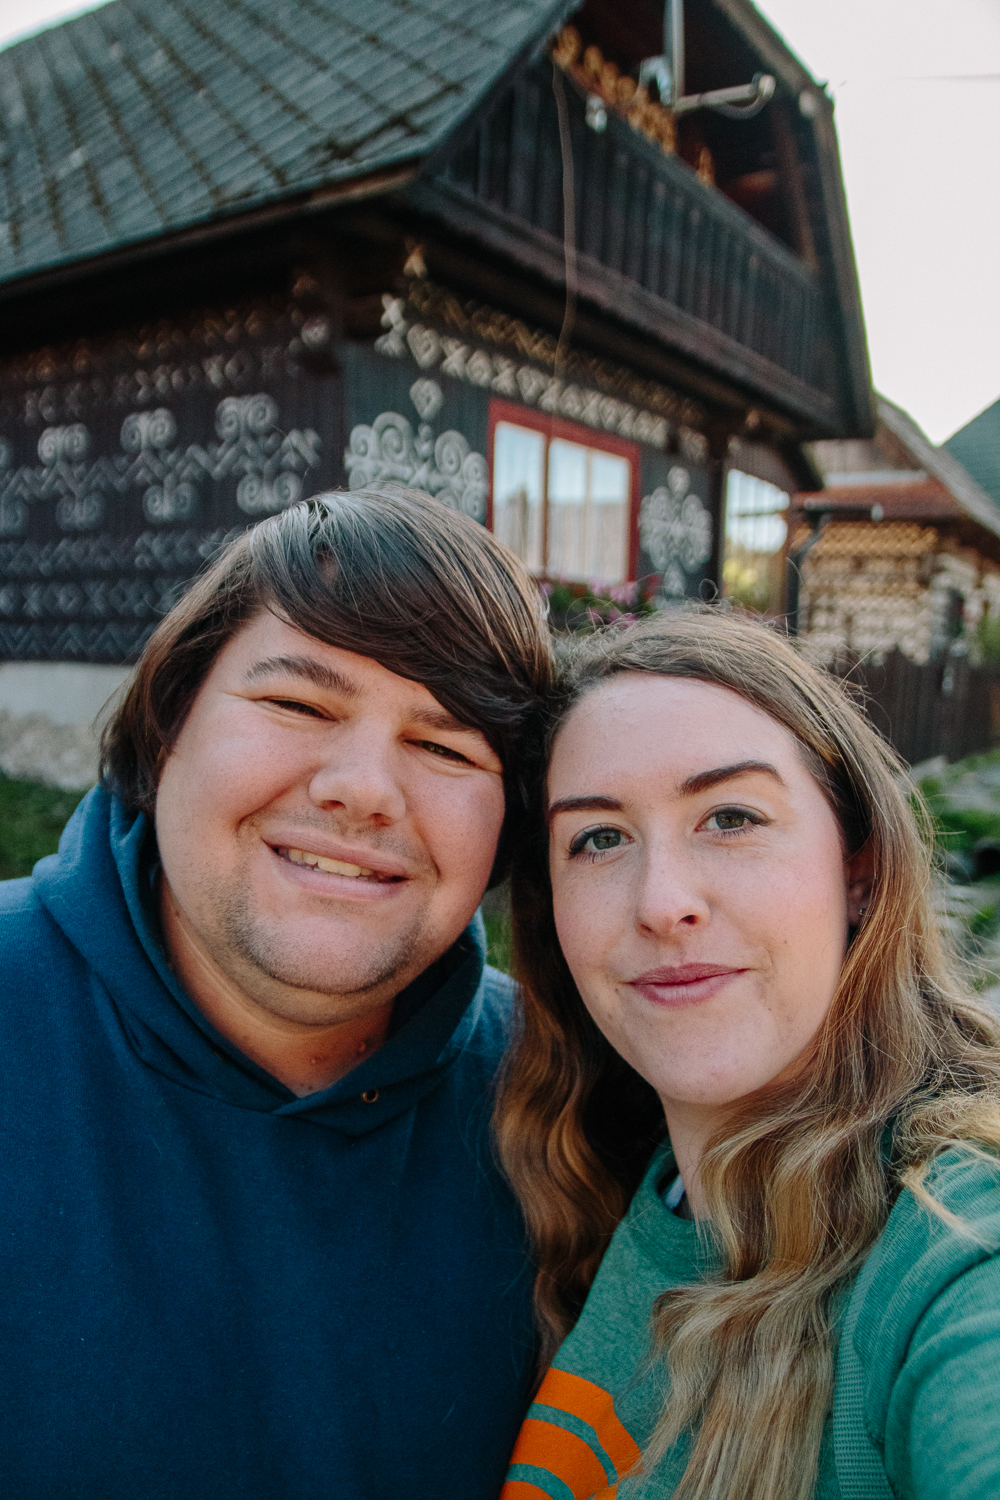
[102,486,554,880]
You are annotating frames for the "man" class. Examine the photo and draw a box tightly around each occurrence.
[0,486,553,1499]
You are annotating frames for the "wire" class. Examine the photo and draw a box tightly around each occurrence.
[551,60,577,379]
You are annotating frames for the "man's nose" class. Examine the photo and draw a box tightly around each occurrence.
[306,724,407,824]
[634,845,711,936]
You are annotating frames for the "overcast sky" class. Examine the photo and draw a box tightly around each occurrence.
[1,0,998,444]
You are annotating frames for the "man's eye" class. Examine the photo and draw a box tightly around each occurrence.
[703,807,760,833]
[569,826,628,858]
[419,740,472,765]
[268,698,326,718]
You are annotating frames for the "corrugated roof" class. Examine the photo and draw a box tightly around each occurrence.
[0,0,570,287]
[945,396,1000,509]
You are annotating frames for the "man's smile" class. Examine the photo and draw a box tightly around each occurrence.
[278,846,404,883]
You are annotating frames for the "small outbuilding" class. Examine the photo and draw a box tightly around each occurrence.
[792,396,1000,666]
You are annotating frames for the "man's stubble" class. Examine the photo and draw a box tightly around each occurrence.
[212,869,425,1019]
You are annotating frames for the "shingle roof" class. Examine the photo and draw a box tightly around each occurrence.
[945,397,1000,510]
[876,395,1000,540]
[796,477,965,524]
[0,0,570,288]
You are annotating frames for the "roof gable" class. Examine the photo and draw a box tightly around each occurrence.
[806,394,1000,546]
[0,0,570,287]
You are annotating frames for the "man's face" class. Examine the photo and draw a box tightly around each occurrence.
[154,613,507,1025]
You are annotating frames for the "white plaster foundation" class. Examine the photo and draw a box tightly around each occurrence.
[0,663,133,790]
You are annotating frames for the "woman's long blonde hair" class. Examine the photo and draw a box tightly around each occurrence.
[495,608,1000,1500]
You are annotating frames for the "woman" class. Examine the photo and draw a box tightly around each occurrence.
[496,609,1000,1500]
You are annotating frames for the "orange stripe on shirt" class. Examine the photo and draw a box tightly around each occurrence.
[534,1368,642,1474]
[506,1417,612,1497]
[499,1482,618,1500]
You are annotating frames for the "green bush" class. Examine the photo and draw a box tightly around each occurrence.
[0,775,87,881]
[977,614,1000,666]
[918,749,1000,857]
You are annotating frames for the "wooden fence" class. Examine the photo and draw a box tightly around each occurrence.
[832,650,1000,767]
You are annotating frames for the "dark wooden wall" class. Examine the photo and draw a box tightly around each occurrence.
[0,292,339,662]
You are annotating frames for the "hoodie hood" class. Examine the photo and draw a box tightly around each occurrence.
[32,783,492,1135]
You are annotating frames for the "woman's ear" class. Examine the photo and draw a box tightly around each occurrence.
[845,841,875,926]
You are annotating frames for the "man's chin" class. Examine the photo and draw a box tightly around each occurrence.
[246,940,420,999]
[213,884,484,1009]
[222,908,425,999]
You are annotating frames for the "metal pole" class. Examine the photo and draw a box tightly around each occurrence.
[666,0,684,105]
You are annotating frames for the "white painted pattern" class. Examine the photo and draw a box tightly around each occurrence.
[374,293,675,453]
[344,380,488,522]
[0,394,321,535]
[639,466,713,596]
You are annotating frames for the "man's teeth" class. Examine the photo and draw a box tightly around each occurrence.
[285,848,377,878]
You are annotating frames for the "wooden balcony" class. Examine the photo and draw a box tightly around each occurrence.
[419,57,840,432]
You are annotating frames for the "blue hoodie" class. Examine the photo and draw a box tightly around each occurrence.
[0,785,536,1499]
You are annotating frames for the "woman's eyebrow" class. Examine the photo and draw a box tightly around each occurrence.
[680,761,785,795]
[547,765,784,823]
[548,795,623,825]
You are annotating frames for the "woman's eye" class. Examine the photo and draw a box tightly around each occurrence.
[569,826,628,859]
[702,806,761,833]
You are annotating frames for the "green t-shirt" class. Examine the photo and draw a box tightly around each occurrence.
[503,1141,1000,1499]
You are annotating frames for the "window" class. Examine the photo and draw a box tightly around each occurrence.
[489,403,637,584]
[722,470,790,615]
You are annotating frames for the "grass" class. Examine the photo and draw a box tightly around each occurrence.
[483,909,514,976]
[0,774,87,880]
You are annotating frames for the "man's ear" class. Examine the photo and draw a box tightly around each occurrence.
[845,840,875,926]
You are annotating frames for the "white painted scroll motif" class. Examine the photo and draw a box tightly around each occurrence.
[0,395,322,534]
[344,380,487,522]
[639,465,713,597]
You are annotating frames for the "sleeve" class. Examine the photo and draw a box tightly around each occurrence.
[884,1255,1000,1499]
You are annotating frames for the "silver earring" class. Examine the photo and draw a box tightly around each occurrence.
[858,904,868,916]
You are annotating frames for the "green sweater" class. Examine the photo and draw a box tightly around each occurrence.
[502,1142,1000,1499]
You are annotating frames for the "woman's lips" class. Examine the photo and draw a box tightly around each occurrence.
[627,963,747,1008]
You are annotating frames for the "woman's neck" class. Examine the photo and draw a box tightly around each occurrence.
[659,1100,729,1221]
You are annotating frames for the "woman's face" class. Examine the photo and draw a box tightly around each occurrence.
[548,674,869,1113]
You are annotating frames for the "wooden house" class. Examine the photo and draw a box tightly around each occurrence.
[791,396,1000,666]
[0,0,873,779]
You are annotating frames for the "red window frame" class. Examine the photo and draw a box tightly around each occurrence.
[486,399,642,581]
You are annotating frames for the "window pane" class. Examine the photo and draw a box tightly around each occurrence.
[722,470,790,614]
[588,452,630,584]
[492,423,544,569]
[548,439,630,584]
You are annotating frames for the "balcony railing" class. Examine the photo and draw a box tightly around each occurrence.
[433,58,836,421]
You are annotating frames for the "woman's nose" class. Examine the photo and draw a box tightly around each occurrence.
[306,727,407,824]
[634,850,711,936]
